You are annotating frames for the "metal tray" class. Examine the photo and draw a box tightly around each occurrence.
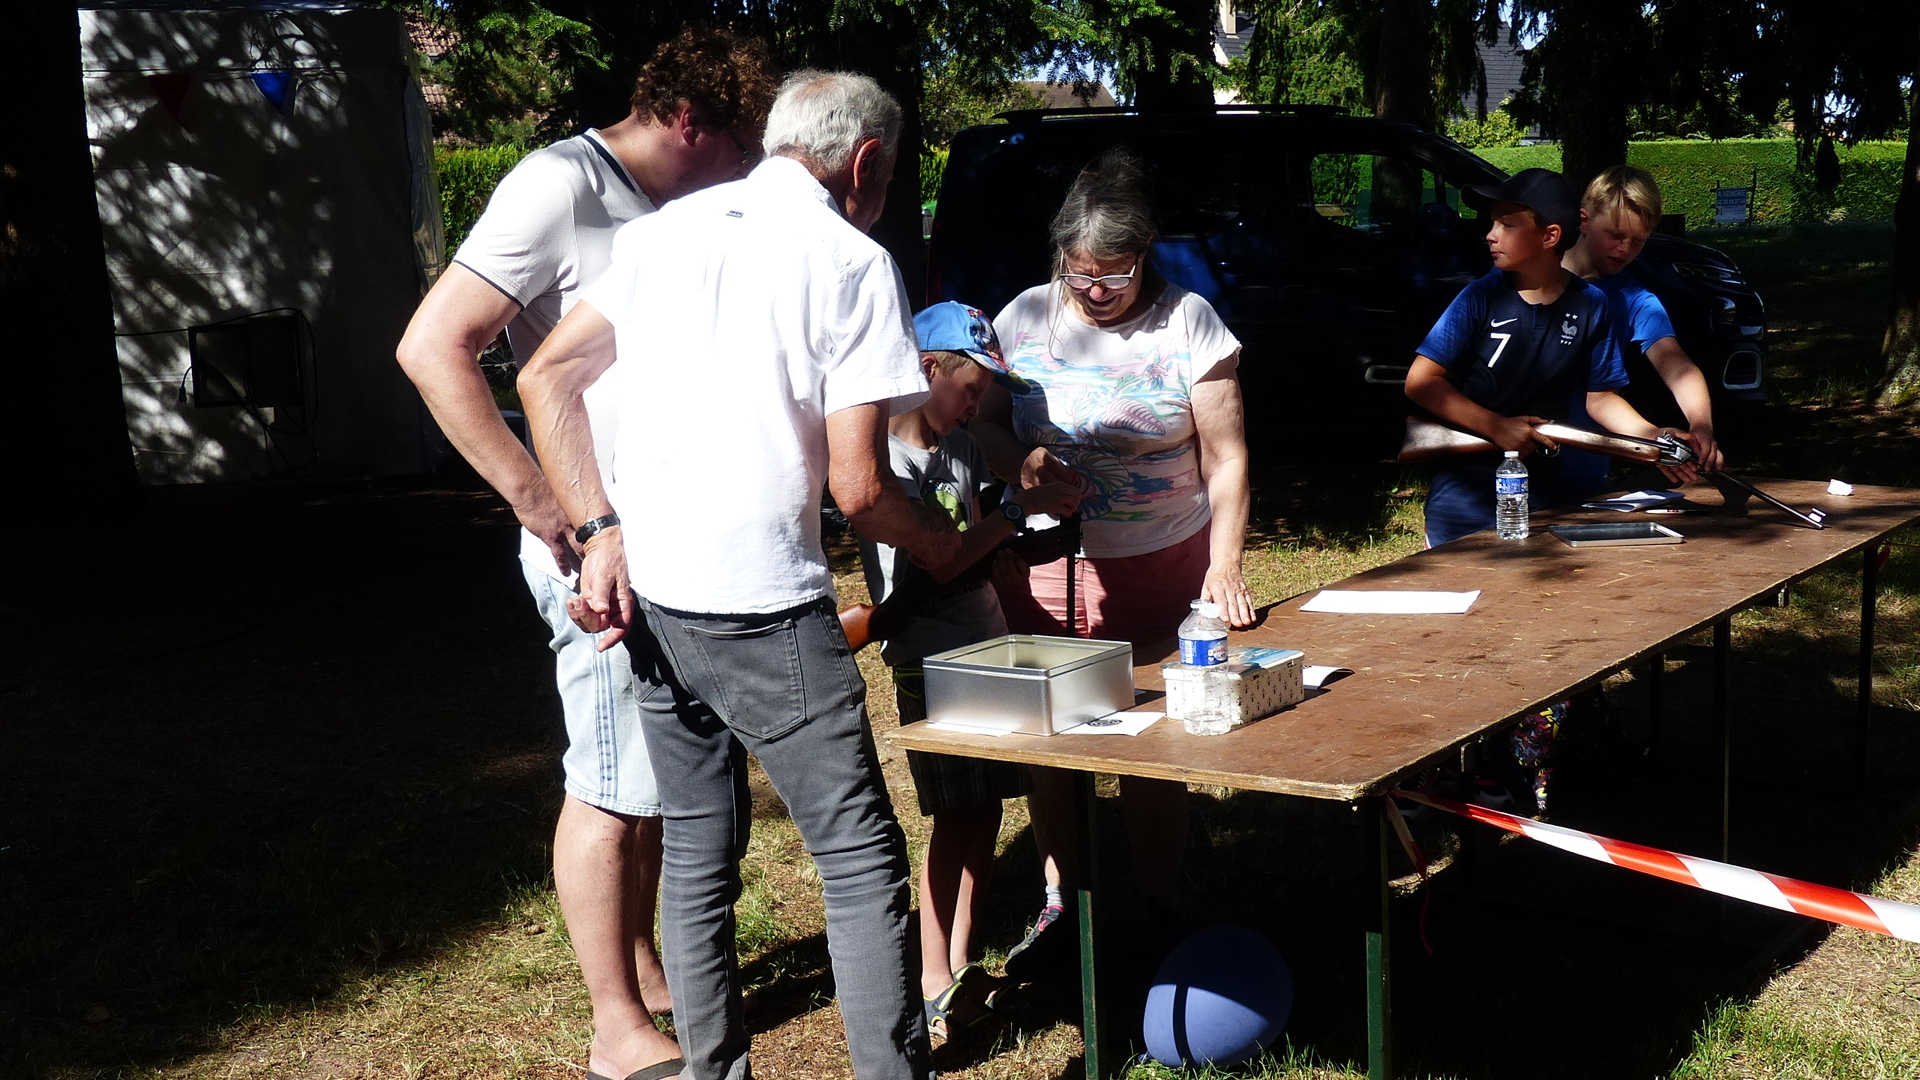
[922,635,1135,736]
[1549,522,1685,547]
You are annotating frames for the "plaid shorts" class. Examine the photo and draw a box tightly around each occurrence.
[894,665,1033,817]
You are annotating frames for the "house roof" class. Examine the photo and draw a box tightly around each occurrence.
[1214,7,1253,66]
[1016,80,1116,109]
[1468,23,1527,117]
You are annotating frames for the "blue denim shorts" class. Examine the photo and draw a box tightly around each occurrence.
[522,560,662,816]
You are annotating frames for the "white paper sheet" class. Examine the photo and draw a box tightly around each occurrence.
[1828,479,1854,496]
[1582,489,1684,512]
[1304,665,1352,689]
[927,720,1013,737]
[1299,590,1481,615]
[1056,711,1163,736]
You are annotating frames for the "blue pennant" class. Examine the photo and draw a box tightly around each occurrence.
[250,70,295,113]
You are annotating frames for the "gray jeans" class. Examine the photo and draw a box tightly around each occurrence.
[632,593,930,1080]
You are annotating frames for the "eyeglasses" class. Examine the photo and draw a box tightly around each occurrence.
[1059,260,1139,292]
[728,129,760,167]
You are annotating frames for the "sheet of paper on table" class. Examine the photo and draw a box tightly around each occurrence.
[1056,712,1163,736]
[1299,590,1481,615]
[1304,665,1351,689]
[1583,489,1683,512]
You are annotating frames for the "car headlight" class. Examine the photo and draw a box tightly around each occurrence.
[1713,297,1739,323]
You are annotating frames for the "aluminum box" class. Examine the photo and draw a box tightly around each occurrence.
[921,635,1135,736]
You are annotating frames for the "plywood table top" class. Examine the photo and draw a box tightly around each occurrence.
[889,479,1920,801]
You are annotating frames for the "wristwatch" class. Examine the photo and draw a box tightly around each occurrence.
[1001,500,1026,529]
[574,513,621,546]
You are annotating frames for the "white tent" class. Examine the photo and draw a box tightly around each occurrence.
[82,1,447,483]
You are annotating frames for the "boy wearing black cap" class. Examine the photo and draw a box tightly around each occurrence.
[1405,168,1693,546]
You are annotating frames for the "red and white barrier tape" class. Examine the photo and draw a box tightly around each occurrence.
[1391,789,1920,944]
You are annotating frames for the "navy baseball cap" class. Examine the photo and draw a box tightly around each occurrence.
[1463,168,1580,236]
[913,302,1031,392]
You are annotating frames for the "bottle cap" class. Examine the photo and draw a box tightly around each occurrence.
[1504,450,1520,458]
[1197,601,1222,618]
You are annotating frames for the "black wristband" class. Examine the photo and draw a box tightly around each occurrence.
[574,513,621,546]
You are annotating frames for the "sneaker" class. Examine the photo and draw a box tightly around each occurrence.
[1468,777,1514,809]
[1003,902,1076,982]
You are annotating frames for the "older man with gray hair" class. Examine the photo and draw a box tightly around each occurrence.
[519,70,959,1080]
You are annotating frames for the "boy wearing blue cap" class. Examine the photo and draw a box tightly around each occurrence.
[857,301,1079,1038]
[1405,168,1694,547]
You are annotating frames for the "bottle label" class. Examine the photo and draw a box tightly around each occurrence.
[1180,635,1226,666]
[1496,476,1527,496]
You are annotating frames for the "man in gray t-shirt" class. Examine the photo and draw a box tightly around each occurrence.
[395,29,774,1080]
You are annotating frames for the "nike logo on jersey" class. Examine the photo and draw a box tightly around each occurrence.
[1490,318,1518,327]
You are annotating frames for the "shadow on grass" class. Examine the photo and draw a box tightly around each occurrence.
[0,482,568,1078]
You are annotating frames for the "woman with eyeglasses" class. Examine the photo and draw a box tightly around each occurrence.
[969,147,1253,974]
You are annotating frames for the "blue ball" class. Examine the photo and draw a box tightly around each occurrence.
[1142,926,1293,1068]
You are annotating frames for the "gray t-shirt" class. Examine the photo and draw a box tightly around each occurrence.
[858,426,1008,668]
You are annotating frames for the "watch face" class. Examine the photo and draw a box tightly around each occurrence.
[1003,502,1024,521]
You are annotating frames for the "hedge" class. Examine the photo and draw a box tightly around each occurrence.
[1477,139,1908,225]
[436,144,533,254]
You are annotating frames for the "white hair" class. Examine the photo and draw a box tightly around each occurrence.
[762,70,901,174]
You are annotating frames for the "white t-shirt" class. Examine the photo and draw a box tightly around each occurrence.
[580,156,929,614]
[992,282,1240,559]
[451,130,653,582]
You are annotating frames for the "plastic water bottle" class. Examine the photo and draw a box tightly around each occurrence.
[1496,450,1529,540]
[1178,600,1233,735]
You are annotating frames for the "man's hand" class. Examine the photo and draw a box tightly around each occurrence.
[1203,562,1256,629]
[1021,447,1080,490]
[566,528,633,649]
[1491,415,1556,455]
[989,548,1029,591]
[1014,480,1082,518]
[1688,423,1723,472]
[1654,428,1703,485]
[513,486,584,577]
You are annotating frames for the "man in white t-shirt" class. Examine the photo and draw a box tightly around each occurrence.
[518,72,962,1080]
[394,29,775,1080]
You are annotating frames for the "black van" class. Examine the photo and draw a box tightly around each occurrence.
[925,106,1766,435]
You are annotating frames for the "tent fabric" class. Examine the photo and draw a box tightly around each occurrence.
[82,4,447,482]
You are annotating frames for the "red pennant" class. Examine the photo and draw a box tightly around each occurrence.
[147,72,194,126]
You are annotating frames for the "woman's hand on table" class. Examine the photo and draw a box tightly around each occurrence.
[1203,562,1256,628]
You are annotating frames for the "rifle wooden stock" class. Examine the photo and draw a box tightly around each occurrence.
[1398,415,1681,465]
[839,603,878,653]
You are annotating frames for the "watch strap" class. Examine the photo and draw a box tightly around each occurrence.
[575,513,621,546]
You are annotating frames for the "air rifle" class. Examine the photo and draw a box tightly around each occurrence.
[838,514,1082,653]
[1397,414,1698,469]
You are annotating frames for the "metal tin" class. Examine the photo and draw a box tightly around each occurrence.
[922,635,1135,736]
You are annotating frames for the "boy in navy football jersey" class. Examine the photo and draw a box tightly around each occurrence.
[1559,166,1726,497]
[1405,168,1695,547]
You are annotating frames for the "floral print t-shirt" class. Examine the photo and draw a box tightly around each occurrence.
[992,282,1241,559]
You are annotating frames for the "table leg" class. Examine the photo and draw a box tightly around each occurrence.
[1075,770,1105,1079]
[1714,619,1731,863]
[1858,543,1882,785]
[1647,651,1665,761]
[1360,799,1393,1080]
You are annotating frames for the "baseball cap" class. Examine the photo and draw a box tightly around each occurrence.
[1463,168,1580,236]
[913,301,1031,392]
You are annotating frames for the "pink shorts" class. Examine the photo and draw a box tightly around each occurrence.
[994,526,1211,649]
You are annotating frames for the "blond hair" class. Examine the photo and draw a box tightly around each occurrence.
[923,349,976,376]
[1583,166,1663,228]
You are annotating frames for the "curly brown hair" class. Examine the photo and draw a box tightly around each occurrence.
[631,27,779,134]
